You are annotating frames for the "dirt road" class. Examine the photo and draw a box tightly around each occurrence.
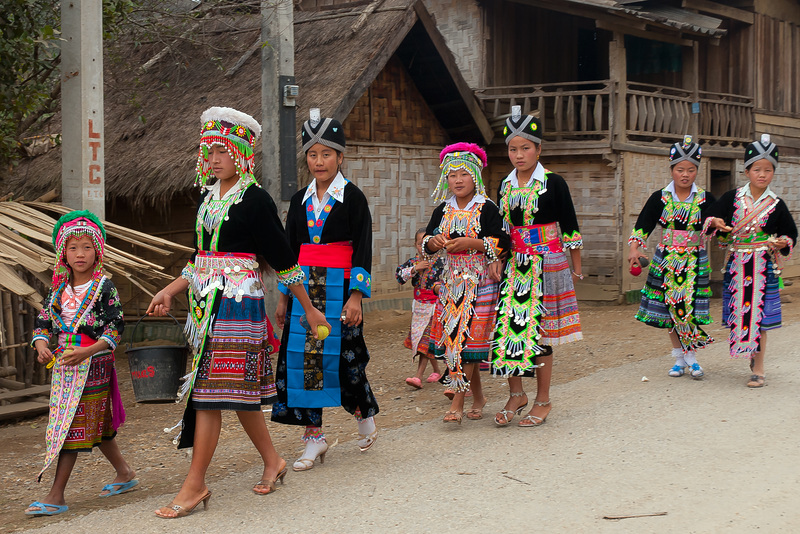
[4,295,800,533]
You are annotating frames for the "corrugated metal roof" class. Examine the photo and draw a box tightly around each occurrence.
[561,0,727,37]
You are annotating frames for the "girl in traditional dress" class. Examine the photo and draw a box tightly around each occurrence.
[397,228,444,388]
[27,211,135,516]
[272,109,380,471]
[423,142,508,424]
[147,107,327,518]
[491,108,583,428]
[628,136,717,379]
[707,134,797,387]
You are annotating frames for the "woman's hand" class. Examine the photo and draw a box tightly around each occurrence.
[34,340,53,365]
[627,245,642,269]
[414,260,430,273]
[770,237,790,253]
[305,306,330,339]
[488,260,504,282]
[146,290,172,317]
[275,294,289,330]
[444,237,481,254]
[427,234,449,252]
[341,292,363,327]
[710,217,732,232]
[59,346,94,367]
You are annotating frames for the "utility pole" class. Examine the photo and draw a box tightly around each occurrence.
[61,0,105,218]
[261,0,296,313]
[261,0,297,207]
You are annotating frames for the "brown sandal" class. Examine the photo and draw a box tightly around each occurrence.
[747,374,766,388]
[443,410,463,424]
[155,490,211,519]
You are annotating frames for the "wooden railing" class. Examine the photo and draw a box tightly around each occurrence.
[475,80,753,148]
[475,80,613,143]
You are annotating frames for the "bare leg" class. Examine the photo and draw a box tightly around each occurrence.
[468,364,486,412]
[97,438,136,495]
[669,330,681,349]
[237,410,284,492]
[495,375,527,425]
[413,354,427,381]
[752,330,766,376]
[26,451,77,511]
[430,357,442,375]
[526,354,553,422]
[445,363,478,419]
[155,410,221,518]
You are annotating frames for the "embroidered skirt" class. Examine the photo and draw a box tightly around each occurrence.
[541,252,583,345]
[432,280,499,363]
[61,351,116,452]
[191,294,279,411]
[635,245,712,350]
[722,254,781,357]
[404,299,436,357]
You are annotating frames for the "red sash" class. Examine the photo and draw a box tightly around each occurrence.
[299,242,353,277]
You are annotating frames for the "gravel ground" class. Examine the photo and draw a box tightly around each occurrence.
[4,293,800,533]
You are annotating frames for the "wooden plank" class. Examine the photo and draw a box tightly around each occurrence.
[0,384,50,402]
[645,97,656,132]
[628,94,638,130]
[580,95,588,132]
[682,0,753,24]
[595,19,695,47]
[594,94,603,131]
[0,400,49,421]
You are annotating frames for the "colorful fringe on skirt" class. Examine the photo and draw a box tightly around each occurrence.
[635,245,712,350]
[722,254,781,358]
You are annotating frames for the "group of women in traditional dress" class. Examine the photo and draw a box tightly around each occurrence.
[630,133,796,388]
[25,101,795,518]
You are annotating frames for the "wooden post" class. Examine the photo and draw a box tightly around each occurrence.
[683,41,700,139]
[61,0,105,217]
[609,32,627,145]
[10,295,27,384]
[2,293,17,378]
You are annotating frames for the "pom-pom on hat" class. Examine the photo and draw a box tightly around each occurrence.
[503,105,542,145]
[195,106,261,188]
[744,133,779,169]
[51,210,106,288]
[669,135,702,167]
[432,142,488,202]
[301,108,346,153]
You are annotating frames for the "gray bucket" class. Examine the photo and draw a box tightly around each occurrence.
[126,314,189,403]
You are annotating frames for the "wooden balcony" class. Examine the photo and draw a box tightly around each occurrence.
[475,81,753,153]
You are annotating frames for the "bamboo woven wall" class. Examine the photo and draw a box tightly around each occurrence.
[342,144,442,298]
[344,55,449,146]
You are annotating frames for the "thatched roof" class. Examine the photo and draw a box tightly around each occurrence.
[3,0,490,209]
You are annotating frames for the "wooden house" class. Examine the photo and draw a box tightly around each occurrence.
[408,0,800,300]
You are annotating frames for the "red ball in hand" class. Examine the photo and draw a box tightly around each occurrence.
[630,264,642,276]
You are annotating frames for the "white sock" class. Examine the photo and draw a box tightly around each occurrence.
[671,348,687,367]
[296,437,327,463]
[357,416,376,437]
[683,351,698,366]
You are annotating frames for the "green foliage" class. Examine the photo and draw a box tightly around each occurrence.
[0,0,135,166]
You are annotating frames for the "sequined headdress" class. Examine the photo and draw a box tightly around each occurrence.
[744,133,778,169]
[432,142,488,202]
[195,106,261,187]
[669,135,702,167]
[51,210,106,288]
[301,108,346,153]
[504,105,542,145]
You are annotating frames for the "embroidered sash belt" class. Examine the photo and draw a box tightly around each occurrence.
[193,251,262,300]
[661,229,701,249]
[510,222,562,254]
[729,231,772,252]
[299,242,353,277]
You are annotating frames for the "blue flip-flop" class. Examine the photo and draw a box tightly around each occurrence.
[99,479,139,497]
[25,501,69,516]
